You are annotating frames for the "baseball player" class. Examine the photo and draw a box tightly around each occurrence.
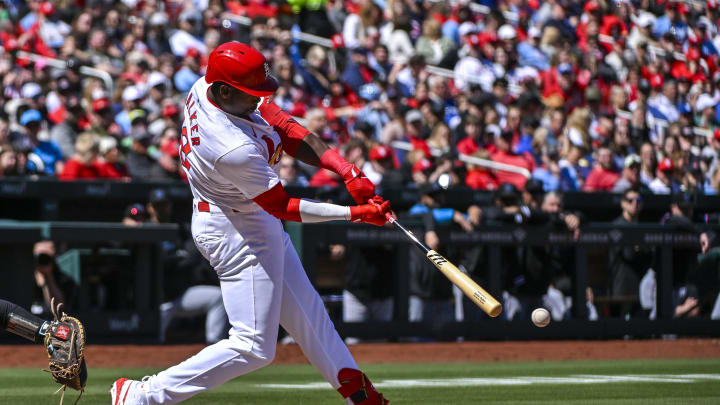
[111,42,391,405]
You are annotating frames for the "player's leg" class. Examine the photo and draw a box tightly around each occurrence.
[278,234,388,404]
[138,211,286,404]
[0,298,48,343]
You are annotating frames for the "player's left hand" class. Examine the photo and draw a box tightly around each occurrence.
[341,165,376,205]
[350,200,392,226]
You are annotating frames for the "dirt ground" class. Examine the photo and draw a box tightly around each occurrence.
[2,339,719,368]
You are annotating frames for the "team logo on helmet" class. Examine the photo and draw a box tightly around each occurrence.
[264,62,270,78]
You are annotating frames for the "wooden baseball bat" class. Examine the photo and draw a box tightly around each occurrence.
[373,201,502,318]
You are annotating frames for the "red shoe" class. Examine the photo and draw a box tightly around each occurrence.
[337,368,389,405]
[110,378,146,405]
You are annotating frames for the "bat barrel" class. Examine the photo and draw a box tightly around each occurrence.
[427,250,503,318]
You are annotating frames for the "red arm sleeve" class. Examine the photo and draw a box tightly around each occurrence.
[252,183,303,222]
[258,100,309,156]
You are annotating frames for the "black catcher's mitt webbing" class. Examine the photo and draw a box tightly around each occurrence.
[44,298,87,405]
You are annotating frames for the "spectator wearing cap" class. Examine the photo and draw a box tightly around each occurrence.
[649,157,679,194]
[609,188,652,317]
[403,109,432,157]
[116,85,146,136]
[583,146,620,192]
[174,49,203,93]
[613,154,648,193]
[410,155,434,185]
[21,82,43,109]
[628,12,656,50]
[364,144,395,186]
[124,109,163,179]
[648,78,680,124]
[155,126,183,181]
[88,96,118,138]
[147,12,172,56]
[142,72,171,121]
[522,178,546,209]
[341,47,381,93]
[95,136,128,180]
[653,1,688,43]
[49,94,83,159]
[17,110,64,176]
[355,83,390,141]
[490,129,535,190]
[695,94,718,129]
[169,10,207,58]
[517,25,549,71]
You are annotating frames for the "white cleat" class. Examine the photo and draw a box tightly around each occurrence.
[110,378,147,405]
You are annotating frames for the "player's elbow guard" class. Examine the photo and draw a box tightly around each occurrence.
[253,184,302,222]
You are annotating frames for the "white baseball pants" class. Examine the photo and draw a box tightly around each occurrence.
[144,203,358,404]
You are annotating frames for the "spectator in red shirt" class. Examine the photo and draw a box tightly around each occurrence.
[97,136,129,180]
[58,133,102,181]
[465,150,498,191]
[490,130,535,190]
[583,146,620,191]
[456,115,483,156]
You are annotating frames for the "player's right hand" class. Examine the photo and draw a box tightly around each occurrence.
[350,200,392,226]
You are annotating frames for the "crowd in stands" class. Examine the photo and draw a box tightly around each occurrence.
[1,0,720,200]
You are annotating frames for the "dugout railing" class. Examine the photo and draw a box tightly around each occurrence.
[2,178,720,223]
[1,220,719,342]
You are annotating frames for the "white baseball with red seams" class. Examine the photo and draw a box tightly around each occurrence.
[531,308,551,327]
[126,77,359,404]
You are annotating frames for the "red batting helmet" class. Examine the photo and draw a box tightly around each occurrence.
[205,42,278,97]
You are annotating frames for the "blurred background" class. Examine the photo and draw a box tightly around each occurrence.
[0,0,719,344]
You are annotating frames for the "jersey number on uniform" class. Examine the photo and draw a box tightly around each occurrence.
[180,126,200,170]
[261,135,283,165]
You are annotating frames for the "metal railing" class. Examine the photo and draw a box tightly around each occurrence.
[390,140,532,178]
[17,51,115,94]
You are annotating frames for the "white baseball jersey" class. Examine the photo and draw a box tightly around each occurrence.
[140,76,359,405]
[179,77,285,211]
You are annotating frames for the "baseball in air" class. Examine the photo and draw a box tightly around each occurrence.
[531,308,551,327]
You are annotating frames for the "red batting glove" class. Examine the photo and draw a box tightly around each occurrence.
[350,200,392,226]
[341,164,376,205]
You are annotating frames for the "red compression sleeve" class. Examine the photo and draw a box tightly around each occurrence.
[258,100,309,156]
[319,148,354,179]
[252,183,303,222]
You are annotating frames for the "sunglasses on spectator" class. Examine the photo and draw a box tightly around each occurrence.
[624,197,642,203]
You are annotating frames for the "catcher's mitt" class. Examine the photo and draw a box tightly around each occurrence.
[44,297,87,405]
